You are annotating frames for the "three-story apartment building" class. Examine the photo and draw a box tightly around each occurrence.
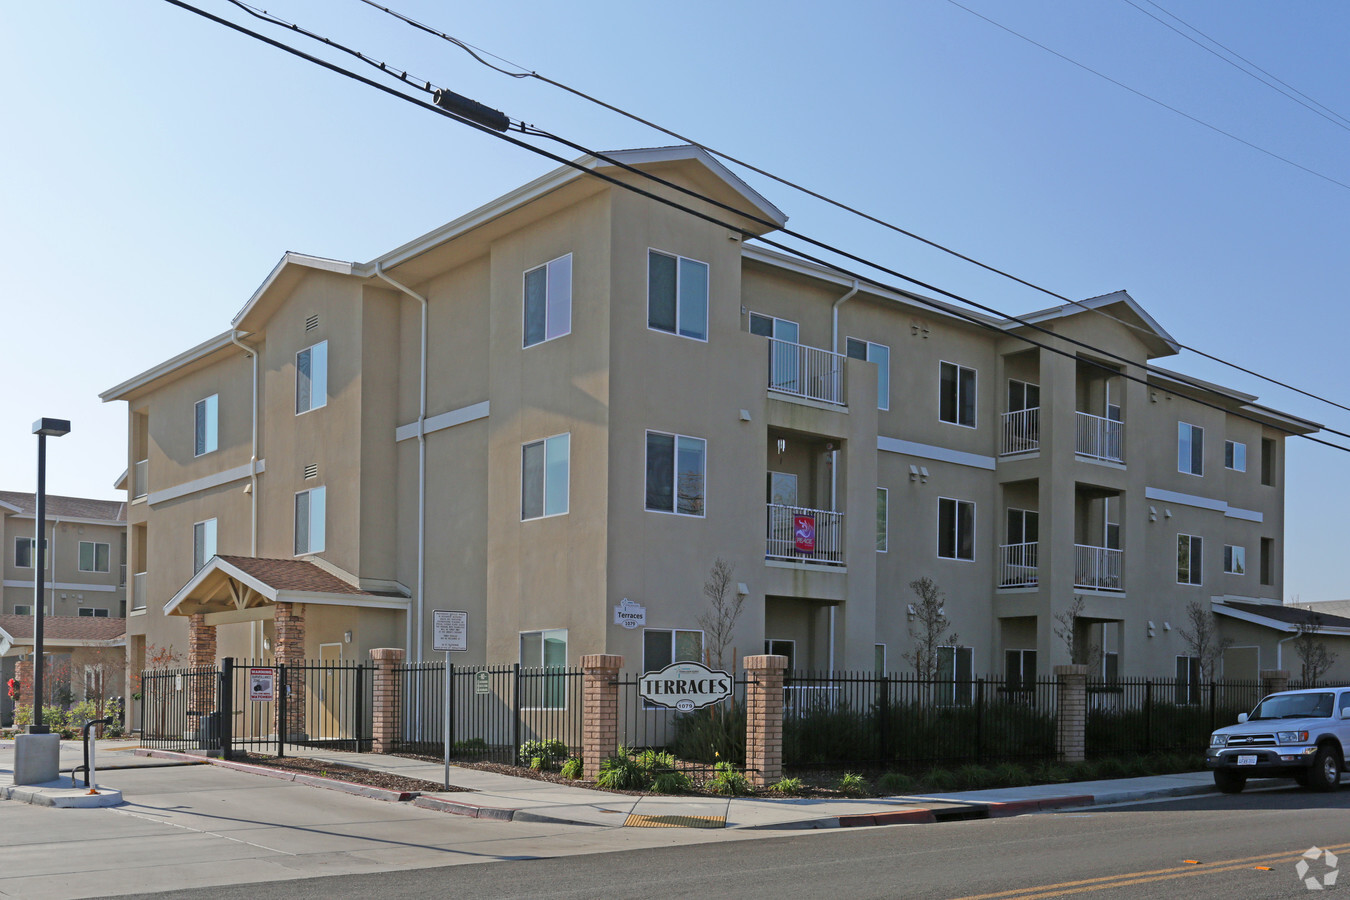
[100,146,1318,686]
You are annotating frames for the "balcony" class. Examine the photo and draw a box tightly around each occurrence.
[998,542,1038,588]
[1074,545,1122,591]
[766,504,843,566]
[766,338,847,407]
[132,571,147,611]
[1075,412,1123,463]
[1000,408,1040,455]
[133,458,149,499]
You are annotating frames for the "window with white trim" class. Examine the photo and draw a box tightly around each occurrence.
[1177,533,1202,585]
[875,643,886,674]
[876,488,888,552]
[195,394,218,456]
[520,629,567,709]
[14,536,34,568]
[1178,422,1203,475]
[765,639,796,672]
[846,338,891,410]
[937,645,974,704]
[193,518,218,573]
[14,604,31,616]
[1005,649,1038,692]
[647,250,708,341]
[939,361,977,427]
[1175,656,1200,704]
[523,254,572,347]
[78,608,110,618]
[296,340,329,414]
[1224,440,1246,472]
[1224,544,1246,575]
[938,497,975,561]
[643,628,704,673]
[78,541,110,573]
[295,486,327,555]
[645,431,706,516]
[521,433,570,520]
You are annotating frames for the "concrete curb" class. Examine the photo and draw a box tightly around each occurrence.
[1,784,124,808]
[412,795,515,820]
[132,749,418,803]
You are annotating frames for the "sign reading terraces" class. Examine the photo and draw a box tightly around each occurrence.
[638,662,733,712]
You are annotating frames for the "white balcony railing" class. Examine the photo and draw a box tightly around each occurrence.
[766,504,844,565]
[1075,544,1123,591]
[1075,412,1124,462]
[1000,408,1040,455]
[133,458,149,499]
[999,542,1039,588]
[766,338,847,407]
[132,571,147,611]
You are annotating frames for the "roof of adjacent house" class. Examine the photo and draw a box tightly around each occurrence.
[213,556,371,595]
[0,614,127,643]
[1215,600,1350,634]
[0,491,126,523]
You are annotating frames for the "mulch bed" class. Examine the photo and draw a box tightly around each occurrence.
[230,751,468,794]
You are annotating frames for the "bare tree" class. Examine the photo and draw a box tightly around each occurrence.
[903,577,958,680]
[697,558,743,671]
[1293,614,1339,685]
[1179,600,1233,682]
[1052,596,1101,667]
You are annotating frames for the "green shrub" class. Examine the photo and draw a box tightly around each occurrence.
[877,772,914,794]
[1095,757,1128,779]
[952,764,997,791]
[768,776,805,794]
[651,771,693,794]
[520,738,569,771]
[670,705,746,764]
[13,705,76,737]
[597,750,650,790]
[990,762,1030,787]
[920,768,957,792]
[560,757,583,780]
[707,761,752,796]
[837,772,869,796]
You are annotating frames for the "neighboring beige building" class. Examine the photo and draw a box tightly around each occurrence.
[99,145,1320,689]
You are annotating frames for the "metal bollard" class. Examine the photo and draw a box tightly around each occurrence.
[83,717,114,794]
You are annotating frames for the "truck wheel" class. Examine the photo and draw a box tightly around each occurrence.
[1214,770,1246,794]
[1309,746,1342,792]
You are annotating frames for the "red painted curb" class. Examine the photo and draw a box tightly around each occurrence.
[1039,795,1093,810]
[984,800,1041,818]
[838,808,938,827]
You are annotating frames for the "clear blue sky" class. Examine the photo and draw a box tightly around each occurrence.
[2,1,1346,601]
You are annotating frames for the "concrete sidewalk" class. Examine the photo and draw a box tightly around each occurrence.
[0,738,197,808]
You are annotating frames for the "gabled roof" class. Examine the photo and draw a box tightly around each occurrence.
[164,556,409,617]
[0,614,127,645]
[0,492,126,523]
[1213,600,1350,635]
[1006,290,1181,357]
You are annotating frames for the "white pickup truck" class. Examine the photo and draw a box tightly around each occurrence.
[1207,687,1350,793]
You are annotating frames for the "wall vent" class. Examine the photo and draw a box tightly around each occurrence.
[305,314,319,332]
[304,463,319,480]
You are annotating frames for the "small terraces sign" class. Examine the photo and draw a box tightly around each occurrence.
[639,661,733,712]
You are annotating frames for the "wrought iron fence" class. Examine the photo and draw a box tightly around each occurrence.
[139,665,221,752]
[1085,677,1266,757]
[392,662,584,765]
[615,672,749,778]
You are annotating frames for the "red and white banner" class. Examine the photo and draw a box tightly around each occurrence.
[793,515,816,552]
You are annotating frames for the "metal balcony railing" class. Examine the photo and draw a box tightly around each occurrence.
[132,571,147,611]
[998,542,1039,587]
[1075,412,1124,463]
[1000,408,1040,455]
[766,338,847,407]
[1075,544,1123,591]
[133,458,149,499]
[766,504,844,565]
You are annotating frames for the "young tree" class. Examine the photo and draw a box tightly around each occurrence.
[1179,599,1233,682]
[696,558,743,671]
[1292,614,1339,685]
[903,577,958,681]
[1052,595,1101,667]
[80,647,124,719]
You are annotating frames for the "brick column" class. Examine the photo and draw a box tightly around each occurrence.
[274,602,306,739]
[744,654,787,788]
[188,613,217,716]
[1260,669,1290,696]
[581,654,623,780]
[369,648,405,753]
[15,658,32,707]
[1055,664,1089,763]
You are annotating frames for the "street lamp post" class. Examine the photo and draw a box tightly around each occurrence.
[30,417,70,735]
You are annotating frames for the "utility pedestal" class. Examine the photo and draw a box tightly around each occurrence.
[13,733,60,785]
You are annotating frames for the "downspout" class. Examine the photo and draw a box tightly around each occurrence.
[829,281,858,512]
[374,263,428,663]
[1276,633,1299,673]
[230,330,260,660]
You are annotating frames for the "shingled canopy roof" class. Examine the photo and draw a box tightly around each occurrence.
[1214,600,1350,635]
[0,491,126,522]
[0,615,126,657]
[163,556,408,618]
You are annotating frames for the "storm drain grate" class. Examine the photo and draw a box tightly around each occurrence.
[624,813,726,829]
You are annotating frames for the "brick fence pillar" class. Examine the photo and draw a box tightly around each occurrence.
[1055,664,1089,763]
[188,613,217,717]
[581,654,623,780]
[1260,669,1290,696]
[15,658,33,708]
[274,602,306,739]
[370,648,405,753]
[744,654,787,788]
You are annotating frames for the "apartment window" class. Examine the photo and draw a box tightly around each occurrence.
[194,394,219,456]
[14,605,31,616]
[1006,508,1039,546]
[193,518,218,573]
[1178,422,1203,475]
[296,340,329,414]
[876,488,888,553]
[78,541,110,573]
[521,433,570,520]
[520,629,567,709]
[1005,649,1038,693]
[938,497,975,561]
[294,486,327,555]
[523,253,572,347]
[1007,379,1040,412]
[1260,537,1274,586]
[1261,438,1276,486]
[645,431,706,516]
[1102,651,1120,684]
[846,338,891,410]
[765,639,796,672]
[749,312,798,343]
[1224,544,1246,575]
[647,250,708,341]
[939,361,977,427]
[78,608,110,618]
[875,644,886,674]
[643,628,704,673]
[937,646,974,704]
[15,536,34,568]
[1224,440,1246,472]
[1175,656,1201,704]
[1177,534,1202,585]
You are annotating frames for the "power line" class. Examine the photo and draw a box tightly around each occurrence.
[157,0,1347,455]
[354,0,1350,420]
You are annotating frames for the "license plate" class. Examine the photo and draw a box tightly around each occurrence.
[1237,755,1258,766]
